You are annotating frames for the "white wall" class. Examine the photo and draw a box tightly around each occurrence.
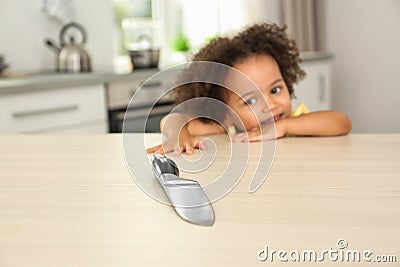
[325,0,400,133]
[178,0,281,50]
[243,0,282,25]
[71,0,115,71]
[0,0,115,72]
[159,0,281,66]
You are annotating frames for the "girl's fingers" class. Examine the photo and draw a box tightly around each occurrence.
[148,138,206,156]
[248,135,263,142]
[172,147,182,156]
[147,141,177,155]
[198,140,207,150]
[232,132,249,142]
[146,144,162,153]
[184,144,194,155]
[193,139,201,149]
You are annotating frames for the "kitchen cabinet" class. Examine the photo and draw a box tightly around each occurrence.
[106,68,175,133]
[105,69,169,110]
[0,84,107,134]
[292,55,332,111]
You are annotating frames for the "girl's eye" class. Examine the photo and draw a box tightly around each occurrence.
[245,97,257,106]
[271,87,282,94]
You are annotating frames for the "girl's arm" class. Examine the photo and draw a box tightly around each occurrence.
[232,111,352,142]
[146,112,225,154]
[278,110,352,137]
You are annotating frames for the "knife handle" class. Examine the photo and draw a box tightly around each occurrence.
[152,154,179,180]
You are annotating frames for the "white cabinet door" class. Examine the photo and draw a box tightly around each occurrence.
[106,70,174,110]
[292,60,332,112]
[0,84,107,134]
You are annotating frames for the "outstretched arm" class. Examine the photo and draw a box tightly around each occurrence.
[146,112,225,154]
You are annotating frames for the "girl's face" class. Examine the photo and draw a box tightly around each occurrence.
[224,55,292,132]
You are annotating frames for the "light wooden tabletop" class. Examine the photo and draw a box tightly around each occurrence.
[0,134,399,266]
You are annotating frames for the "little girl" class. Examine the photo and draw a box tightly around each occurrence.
[147,23,352,155]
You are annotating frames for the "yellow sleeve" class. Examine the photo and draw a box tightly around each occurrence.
[227,125,237,136]
[291,103,309,117]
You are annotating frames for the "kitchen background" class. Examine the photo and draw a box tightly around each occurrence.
[0,0,399,133]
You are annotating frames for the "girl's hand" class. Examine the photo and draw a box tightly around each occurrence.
[146,129,206,155]
[231,120,287,142]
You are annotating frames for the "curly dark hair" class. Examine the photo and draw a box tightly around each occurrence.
[172,23,306,123]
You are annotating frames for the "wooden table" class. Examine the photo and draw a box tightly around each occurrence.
[0,134,399,266]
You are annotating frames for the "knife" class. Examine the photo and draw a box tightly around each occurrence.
[151,154,215,226]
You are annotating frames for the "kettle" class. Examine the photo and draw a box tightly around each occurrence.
[45,22,92,73]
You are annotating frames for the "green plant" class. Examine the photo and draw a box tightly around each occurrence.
[204,33,220,45]
[171,33,191,52]
[112,0,133,24]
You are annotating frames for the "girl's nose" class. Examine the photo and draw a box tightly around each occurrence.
[264,99,276,113]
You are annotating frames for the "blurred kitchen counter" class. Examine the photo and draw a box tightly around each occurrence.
[0,68,160,94]
[0,51,334,94]
[300,51,334,62]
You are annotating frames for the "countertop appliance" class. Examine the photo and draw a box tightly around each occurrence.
[122,18,160,69]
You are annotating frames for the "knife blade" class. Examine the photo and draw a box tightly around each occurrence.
[151,154,215,226]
